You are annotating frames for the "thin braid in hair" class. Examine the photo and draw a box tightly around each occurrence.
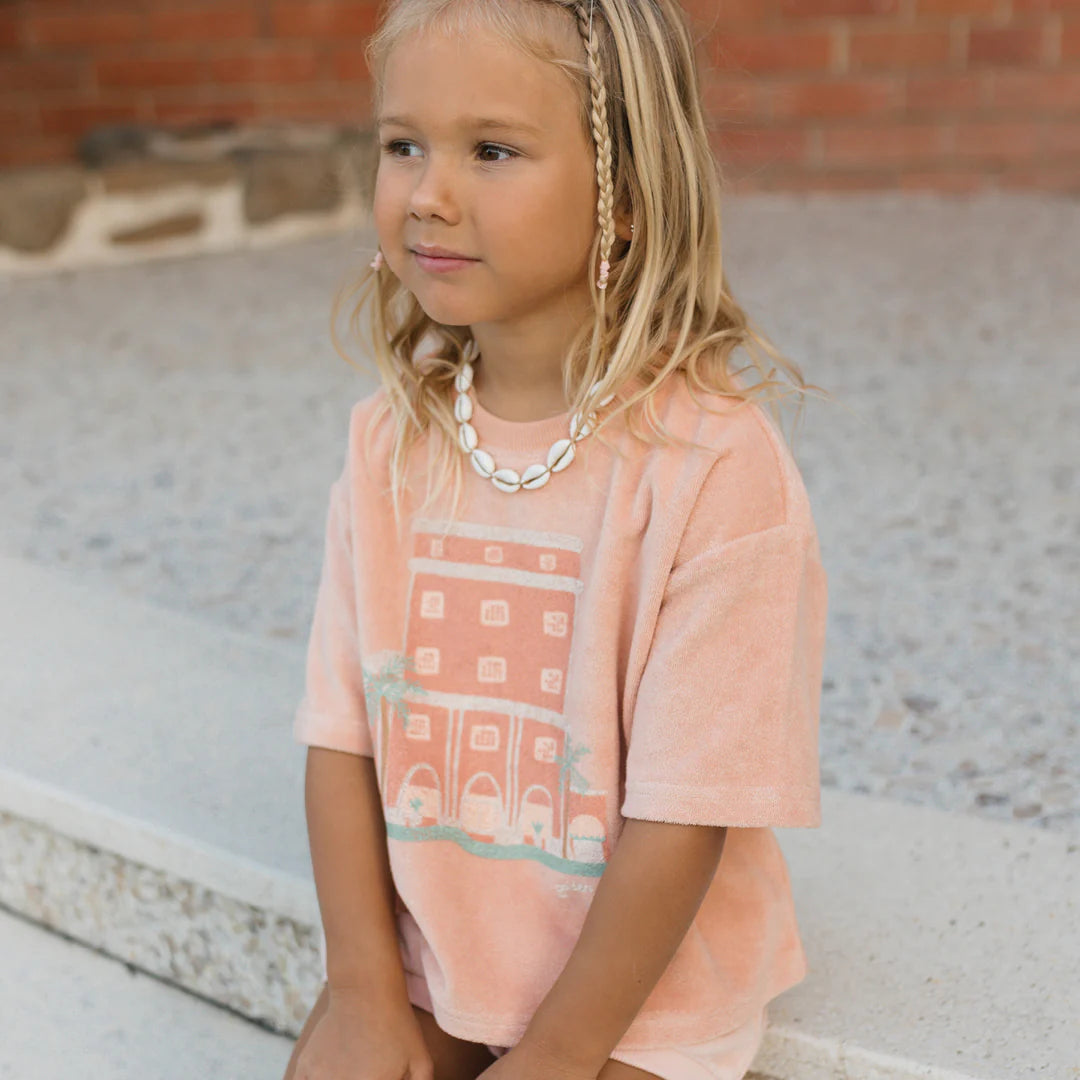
[575,0,617,291]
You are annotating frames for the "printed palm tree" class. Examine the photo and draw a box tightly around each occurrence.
[553,735,592,859]
[363,652,429,795]
[409,794,424,824]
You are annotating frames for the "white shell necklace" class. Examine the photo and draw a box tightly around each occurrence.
[454,354,615,493]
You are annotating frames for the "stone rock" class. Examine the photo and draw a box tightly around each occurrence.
[146,119,243,161]
[0,165,87,253]
[101,158,237,195]
[902,692,939,715]
[874,706,906,731]
[340,130,377,207]
[241,148,342,225]
[78,123,161,168]
[110,212,205,245]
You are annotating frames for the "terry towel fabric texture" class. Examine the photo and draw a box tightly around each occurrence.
[317,923,769,1078]
[475,982,768,1080]
[296,368,828,1054]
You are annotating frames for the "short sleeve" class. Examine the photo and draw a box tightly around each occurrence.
[621,521,828,828]
[292,472,374,757]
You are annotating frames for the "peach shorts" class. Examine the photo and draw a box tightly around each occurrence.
[406,968,768,1080]
[320,936,768,1080]
[482,1011,767,1080]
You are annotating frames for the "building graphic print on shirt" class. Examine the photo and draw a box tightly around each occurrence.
[362,517,611,878]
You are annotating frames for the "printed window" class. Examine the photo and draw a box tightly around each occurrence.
[414,646,440,675]
[405,714,432,741]
[543,610,568,637]
[540,668,564,695]
[480,598,510,626]
[420,590,445,619]
[470,724,500,751]
[477,656,507,683]
[534,736,557,763]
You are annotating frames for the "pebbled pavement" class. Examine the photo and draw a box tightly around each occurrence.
[1,192,1077,837]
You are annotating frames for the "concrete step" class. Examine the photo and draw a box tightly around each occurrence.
[0,552,319,1037]
[1,552,1076,1079]
[0,906,294,1080]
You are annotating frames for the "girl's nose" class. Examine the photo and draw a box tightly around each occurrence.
[408,161,461,224]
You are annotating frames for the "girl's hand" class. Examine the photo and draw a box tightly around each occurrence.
[475,1042,600,1080]
[293,988,434,1080]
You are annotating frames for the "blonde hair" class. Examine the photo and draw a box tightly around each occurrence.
[331,0,834,537]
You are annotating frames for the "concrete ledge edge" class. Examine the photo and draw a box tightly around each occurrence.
[0,765,318,927]
[0,767,1008,1079]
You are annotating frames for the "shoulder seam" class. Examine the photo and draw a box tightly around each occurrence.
[744,398,793,526]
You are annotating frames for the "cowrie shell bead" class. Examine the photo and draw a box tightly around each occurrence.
[459,422,478,452]
[548,438,575,473]
[492,468,522,493]
[470,448,495,477]
[521,463,551,489]
[570,411,594,439]
[452,356,608,493]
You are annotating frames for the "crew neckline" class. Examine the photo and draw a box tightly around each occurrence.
[468,394,577,455]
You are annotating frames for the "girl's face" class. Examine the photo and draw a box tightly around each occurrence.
[372,21,599,330]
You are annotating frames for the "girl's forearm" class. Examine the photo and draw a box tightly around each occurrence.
[305,747,411,1006]
[517,817,728,1075]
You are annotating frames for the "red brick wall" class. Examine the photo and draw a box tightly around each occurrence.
[2,0,1078,193]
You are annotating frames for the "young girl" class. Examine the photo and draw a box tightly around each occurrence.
[286,2,830,1079]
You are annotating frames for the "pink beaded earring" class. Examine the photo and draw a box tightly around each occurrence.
[370,249,384,271]
[598,223,633,289]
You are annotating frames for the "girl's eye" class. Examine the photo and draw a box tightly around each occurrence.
[379,140,518,163]
[382,139,419,157]
[477,143,517,164]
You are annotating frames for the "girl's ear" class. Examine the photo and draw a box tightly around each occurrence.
[614,207,634,244]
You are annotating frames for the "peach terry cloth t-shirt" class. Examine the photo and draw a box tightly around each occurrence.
[293,368,828,1050]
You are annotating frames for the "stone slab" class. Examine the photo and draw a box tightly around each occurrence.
[0,906,295,1080]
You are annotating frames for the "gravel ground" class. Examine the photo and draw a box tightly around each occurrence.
[1,191,1077,837]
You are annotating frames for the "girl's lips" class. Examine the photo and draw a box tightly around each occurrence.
[411,249,479,274]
